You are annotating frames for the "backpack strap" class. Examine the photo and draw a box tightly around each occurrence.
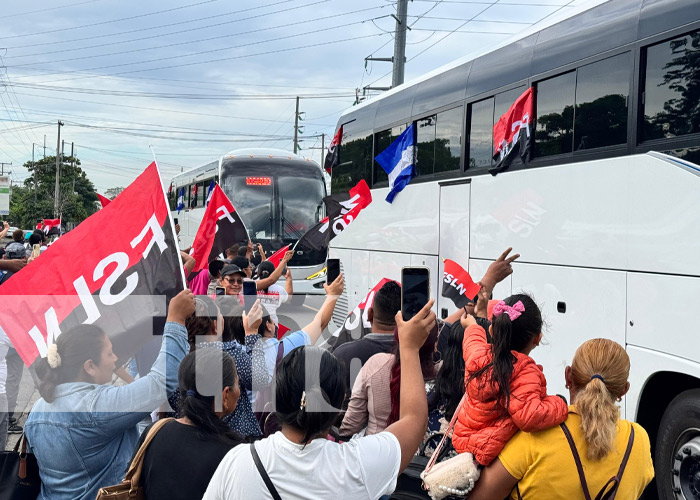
[275,340,285,368]
[251,442,282,500]
[593,426,636,500]
[560,422,593,500]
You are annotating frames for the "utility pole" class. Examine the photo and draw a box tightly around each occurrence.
[293,96,300,154]
[392,0,409,87]
[43,134,47,158]
[32,143,37,202]
[54,120,64,218]
[71,143,76,193]
[0,162,11,176]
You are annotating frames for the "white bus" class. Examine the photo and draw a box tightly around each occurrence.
[328,0,699,498]
[170,148,328,296]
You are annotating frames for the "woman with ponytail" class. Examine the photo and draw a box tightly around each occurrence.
[452,293,568,466]
[467,338,654,500]
[134,349,242,500]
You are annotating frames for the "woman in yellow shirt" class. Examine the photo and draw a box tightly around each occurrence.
[468,338,654,500]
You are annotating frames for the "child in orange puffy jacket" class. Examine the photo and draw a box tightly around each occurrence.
[452,293,568,466]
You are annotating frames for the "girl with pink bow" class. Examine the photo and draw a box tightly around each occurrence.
[451,294,568,468]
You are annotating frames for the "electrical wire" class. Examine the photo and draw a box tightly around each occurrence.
[1,0,108,19]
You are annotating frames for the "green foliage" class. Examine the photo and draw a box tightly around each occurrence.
[104,186,125,199]
[9,155,98,229]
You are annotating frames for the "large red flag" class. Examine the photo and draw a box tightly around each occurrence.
[97,193,111,208]
[491,87,533,176]
[0,163,185,367]
[190,184,249,273]
[324,126,342,175]
[267,245,290,268]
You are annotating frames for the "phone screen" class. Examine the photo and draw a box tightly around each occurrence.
[243,280,257,315]
[401,267,430,321]
[173,217,179,225]
[326,259,340,284]
[215,286,226,296]
[32,244,41,258]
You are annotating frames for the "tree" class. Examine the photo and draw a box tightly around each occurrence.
[104,186,125,199]
[10,155,98,229]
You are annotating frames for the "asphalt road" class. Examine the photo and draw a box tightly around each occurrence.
[4,293,328,451]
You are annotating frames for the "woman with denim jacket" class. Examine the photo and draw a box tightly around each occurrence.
[24,289,195,500]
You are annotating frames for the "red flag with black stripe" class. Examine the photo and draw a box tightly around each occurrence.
[295,179,372,253]
[490,87,533,176]
[442,259,480,309]
[190,184,249,273]
[0,162,185,368]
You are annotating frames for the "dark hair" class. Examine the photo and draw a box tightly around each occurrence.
[237,246,248,257]
[12,229,23,243]
[434,321,465,420]
[274,346,346,444]
[225,244,239,258]
[231,256,249,270]
[256,261,275,292]
[185,296,219,351]
[256,304,272,337]
[28,233,41,246]
[219,303,244,344]
[371,281,401,325]
[208,259,225,278]
[387,321,439,426]
[32,230,46,243]
[34,325,106,403]
[468,293,542,413]
[178,350,241,445]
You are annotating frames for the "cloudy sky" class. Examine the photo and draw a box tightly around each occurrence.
[0,0,590,193]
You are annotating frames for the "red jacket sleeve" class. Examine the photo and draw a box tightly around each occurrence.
[462,323,488,366]
[506,359,568,432]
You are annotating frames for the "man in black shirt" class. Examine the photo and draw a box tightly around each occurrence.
[333,281,400,391]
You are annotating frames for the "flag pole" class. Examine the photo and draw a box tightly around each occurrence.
[148,144,159,165]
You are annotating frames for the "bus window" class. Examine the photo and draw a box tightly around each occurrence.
[221,176,274,240]
[278,176,325,239]
[575,53,630,150]
[641,29,700,142]
[468,97,495,169]
[416,115,436,176]
[331,129,372,193]
[434,106,462,174]
[535,71,576,157]
[373,124,407,185]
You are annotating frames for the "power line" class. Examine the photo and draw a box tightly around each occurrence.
[0,0,222,40]
[5,3,382,65]
[1,0,107,19]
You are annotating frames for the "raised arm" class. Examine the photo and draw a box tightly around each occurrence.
[256,250,293,290]
[181,251,196,276]
[0,258,26,273]
[384,299,435,472]
[302,274,344,345]
[257,243,266,262]
[283,267,293,300]
[479,247,520,294]
[0,221,10,240]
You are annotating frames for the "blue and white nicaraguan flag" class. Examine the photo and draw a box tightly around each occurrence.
[374,123,416,203]
[176,187,185,213]
[205,180,215,207]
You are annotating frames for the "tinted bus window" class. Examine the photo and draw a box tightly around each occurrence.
[416,115,436,176]
[434,106,462,173]
[278,176,325,239]
[468,97,495,169]
[374,124,406,184]
[332,129,372,193]
[642,29,700,141]
[536,71,575,156]
[575,53,630,150]
[222,176,274,240]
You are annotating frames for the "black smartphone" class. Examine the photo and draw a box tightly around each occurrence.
[326,258,340,284]
[401,267,430,321]
[243,280,257,315]
[173,217,179,225]
[215,286,226,296]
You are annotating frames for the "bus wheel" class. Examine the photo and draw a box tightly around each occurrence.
[657,389,700,500]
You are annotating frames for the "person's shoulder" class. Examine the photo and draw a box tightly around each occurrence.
[333,339,361,358]
[362,352,394,375]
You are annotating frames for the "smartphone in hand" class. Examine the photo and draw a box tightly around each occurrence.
[401,267,430,321]
[326,258,340,284]
[215,286,226,296]
[243,280,257,315]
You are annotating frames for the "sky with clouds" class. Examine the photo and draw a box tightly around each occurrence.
[0,0,590,193]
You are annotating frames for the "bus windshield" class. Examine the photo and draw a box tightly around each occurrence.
[278,176,325,240]
[222,176,275,240]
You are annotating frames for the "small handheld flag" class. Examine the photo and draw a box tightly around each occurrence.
[491,87,533,176]
[324,126,343,175]
[375,124,416,203]
[176,187,185,213]
[267,245,290,268]
[205,180,215,206]
[442,259,481,309]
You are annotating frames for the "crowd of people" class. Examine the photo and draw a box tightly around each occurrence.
[0,234,655,499]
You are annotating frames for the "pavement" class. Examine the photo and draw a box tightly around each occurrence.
[4,294,327,451]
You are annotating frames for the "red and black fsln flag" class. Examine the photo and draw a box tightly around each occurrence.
[295,179,372,253]
[0,163,184,369]
[442,259,481,309]
[324,126,343,175]
[490,87,534,176]
[190,184,249,273]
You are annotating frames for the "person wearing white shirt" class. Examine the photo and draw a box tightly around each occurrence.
[203,298,436,500]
